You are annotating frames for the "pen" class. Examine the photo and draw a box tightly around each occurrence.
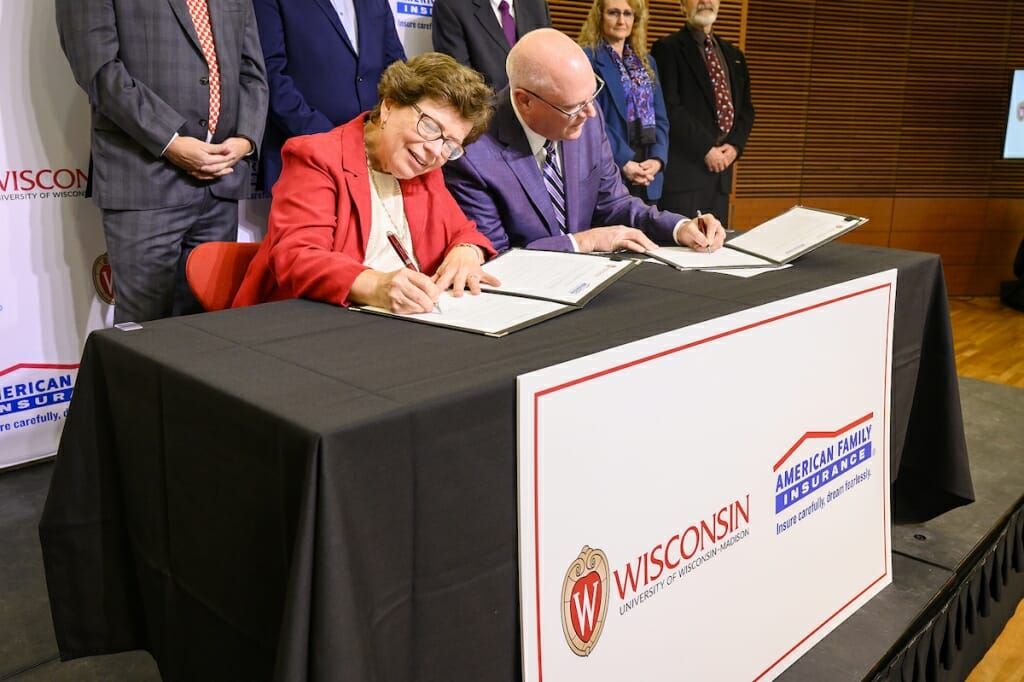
[386,231,441,313]
[696,210,711,253]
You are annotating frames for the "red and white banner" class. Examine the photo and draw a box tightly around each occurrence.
[0,2,107,468]
[518,270,897,681]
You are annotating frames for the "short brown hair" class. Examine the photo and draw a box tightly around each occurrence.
[370,53,494,144]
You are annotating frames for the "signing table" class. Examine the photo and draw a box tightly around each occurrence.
[40,242,973,682]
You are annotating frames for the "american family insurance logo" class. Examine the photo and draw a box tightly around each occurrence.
[0,168,88,201]
[0,364,77,434]
[396,0,431,18]
[773,413,874,535]
[561,496,752,655]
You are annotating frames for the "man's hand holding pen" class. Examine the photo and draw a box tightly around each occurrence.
[675,212,726,252]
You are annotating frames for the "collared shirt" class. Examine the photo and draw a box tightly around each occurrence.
[331,0,359,55]
[489,0,514,28]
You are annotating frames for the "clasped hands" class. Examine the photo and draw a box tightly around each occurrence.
[704,144,737,174]
[352,243,500,314]
[622,158,662,187]
[165,135,253,180]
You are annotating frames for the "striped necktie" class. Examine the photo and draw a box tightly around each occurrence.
[542,140,567,234]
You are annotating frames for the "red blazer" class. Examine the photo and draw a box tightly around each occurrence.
[233,114,495,307]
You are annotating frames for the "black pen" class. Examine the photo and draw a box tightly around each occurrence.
[386,231,441,313]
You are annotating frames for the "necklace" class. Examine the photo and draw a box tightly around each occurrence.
[367,157,409,242]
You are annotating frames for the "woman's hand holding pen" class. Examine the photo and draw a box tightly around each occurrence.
[350,268,442,314]
[677,212,726,252]
[434,243,500,297]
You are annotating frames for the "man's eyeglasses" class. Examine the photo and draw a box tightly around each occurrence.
[605,9,634,19]
[411,103,465,161]
[520,75,606,121]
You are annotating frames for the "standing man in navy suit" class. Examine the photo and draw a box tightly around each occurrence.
[443,28,724,255]
[253,0,406,193]
[432,0,550,89]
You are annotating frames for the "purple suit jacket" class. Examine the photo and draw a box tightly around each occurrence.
[443,89,684,253]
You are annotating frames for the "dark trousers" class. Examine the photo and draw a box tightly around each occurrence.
[103,189,238,323]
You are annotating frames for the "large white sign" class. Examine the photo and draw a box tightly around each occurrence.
[518,270,897,681]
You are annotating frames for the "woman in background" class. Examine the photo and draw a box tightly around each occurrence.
[578,0,669,203]
[233,53,498,313]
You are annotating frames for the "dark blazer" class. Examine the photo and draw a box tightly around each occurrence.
[443,89,682,253]
[584,44,670,201]
[431,0,550,89]
[650,28,754,196]
[253,0,406,192]
[55,0,269,210]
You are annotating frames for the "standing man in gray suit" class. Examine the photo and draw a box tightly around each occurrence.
[432,0,550,89]
[55,0,269,323]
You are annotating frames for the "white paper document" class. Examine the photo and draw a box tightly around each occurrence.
[726,205,869,264]
[480,249,637,305]
[352,290,573,337]
[350,250,638,336]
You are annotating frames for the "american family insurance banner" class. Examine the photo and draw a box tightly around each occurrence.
[518,270,897,681]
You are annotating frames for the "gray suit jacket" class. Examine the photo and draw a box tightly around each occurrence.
[56,0,269,210]
[431,0,550,89]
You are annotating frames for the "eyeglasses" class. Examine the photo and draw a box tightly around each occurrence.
[520,75,606,121]
[605,8,634,19]
[411,103,465,161]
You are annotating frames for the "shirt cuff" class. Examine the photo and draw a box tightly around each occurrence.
[671,219,689,245]
[567,233,580,252]
[161,132,179,157]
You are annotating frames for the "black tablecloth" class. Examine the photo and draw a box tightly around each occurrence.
[39,242,973,682]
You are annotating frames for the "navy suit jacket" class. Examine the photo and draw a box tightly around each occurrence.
[584,44,670,201]
[253,0,406,192]
[650,29,753,196]
[443,89,683,253]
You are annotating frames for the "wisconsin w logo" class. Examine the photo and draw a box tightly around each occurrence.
[561,546,609,656]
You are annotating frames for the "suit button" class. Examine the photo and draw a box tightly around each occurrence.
[200,76,209,86]
[199,119,208,128]
[357,77,363,82]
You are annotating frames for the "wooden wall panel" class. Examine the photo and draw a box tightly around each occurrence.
[547,0,1024,293]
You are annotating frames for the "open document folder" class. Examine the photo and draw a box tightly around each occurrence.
[349,249,638,337]
[725,205,869,264]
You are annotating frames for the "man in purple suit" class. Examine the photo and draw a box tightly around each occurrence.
[443,28,724,255]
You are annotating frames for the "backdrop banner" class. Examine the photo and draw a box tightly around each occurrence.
[0,1,108,468]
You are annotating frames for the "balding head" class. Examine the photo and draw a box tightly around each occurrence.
[507,28,592,95]
[506,28,601,141]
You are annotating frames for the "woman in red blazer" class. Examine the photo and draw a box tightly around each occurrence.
[233,54,499,313]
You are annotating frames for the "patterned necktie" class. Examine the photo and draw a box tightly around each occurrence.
[186,0,221,134]
[542,140,567,234]
[703,36,734,134]
[498,0,517,47]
